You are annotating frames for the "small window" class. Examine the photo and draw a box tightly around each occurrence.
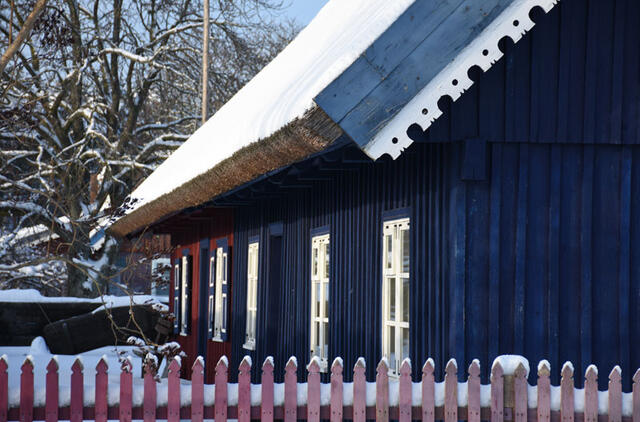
[213,247,225,340]
[310,233,330,372]
[382,217,410,376]
[180,255,192,336]
[244,241,259,350]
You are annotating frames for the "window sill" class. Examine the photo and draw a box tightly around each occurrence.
[211,335,224,343]
[242,341,255,351]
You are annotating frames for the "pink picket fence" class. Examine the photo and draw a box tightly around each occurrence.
[1,354,639,422]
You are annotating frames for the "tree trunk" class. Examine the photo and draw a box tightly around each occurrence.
[0,0,48,75]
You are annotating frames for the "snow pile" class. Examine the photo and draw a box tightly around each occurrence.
[0,289,167,311]
[123,0,416,215]
[492,355,530,377]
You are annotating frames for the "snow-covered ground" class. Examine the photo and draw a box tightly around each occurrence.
[0,289,168,311]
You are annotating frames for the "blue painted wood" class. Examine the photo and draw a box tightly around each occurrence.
[197,240,210,355]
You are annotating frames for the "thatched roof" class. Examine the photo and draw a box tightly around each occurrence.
[109,107,343,237]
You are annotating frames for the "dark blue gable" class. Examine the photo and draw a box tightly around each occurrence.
[220,0,640,389]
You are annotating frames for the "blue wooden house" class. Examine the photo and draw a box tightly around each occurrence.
[111,0,640,388]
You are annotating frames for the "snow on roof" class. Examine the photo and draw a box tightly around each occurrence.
[121,0,415,219]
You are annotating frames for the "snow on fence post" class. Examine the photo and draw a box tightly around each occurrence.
[261,357,274,422]
[422,359,435,422]
[560,362,575,422]
[45,358,58,422]
[215,357,229,422]
[633,369,640,422]
[95,357,108,422]
[376,358,390,422]
[167,358,181,422]
[444,359,458,422]
[191,357,204,422]
[330,358,343,422]
[399,359,412,422]
[468,360,481,422]
[238,357,252,422]
[284,357,297,422]
[609,367,622,422]
[307,357,321,422]
[537,361,551,422]
[119,358,133,422]
[353,358,366,422]
[0,355,7,422]
[70,358,83,422]
[491,361,504,422]
[584,365,598,422]
[143,355,157,422]
[513,363,528,422]
[20,357,34,422]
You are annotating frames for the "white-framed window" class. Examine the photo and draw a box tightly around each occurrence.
[244,241,259,350]
[180,255,190,336]
[310,233,330,372]
[382,217,410,376]
[212,245,228,341]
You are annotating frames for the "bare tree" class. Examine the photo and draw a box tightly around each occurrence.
[0,0,298,296]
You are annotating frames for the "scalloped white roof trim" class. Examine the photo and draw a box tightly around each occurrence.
[365,0,559,160]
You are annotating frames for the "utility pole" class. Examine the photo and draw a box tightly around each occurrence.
[201,0,210,125]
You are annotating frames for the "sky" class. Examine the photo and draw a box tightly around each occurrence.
[283,0,329,25]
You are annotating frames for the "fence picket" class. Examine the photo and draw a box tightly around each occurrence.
[353,358,366,422]
[167,358,181,422]
[0,355,7,422]
[584,365,598,422]
[20,357,34,422]
[238,357,251,422]
[119,358,133,422]
[633,369,640,422]
[215,357,229,422]
[95,357,108,422]
[468,360,481,422]
[537,361,551,422]
[491,361,504,422]
[308,358,321,422]
[445,359,458,422]
[422,359,435,422]
[45,358,58,422]
[191,357,204,422]
[284,358,297,422]
[376,358,390,422]
[143,356,157,422]
[261,357,274,422]
[609,367,622,422]
[514,363,528,422]
[561,362,575,422]
[69,358,83,422]
[330,358,343,422]
[399,359,412,422]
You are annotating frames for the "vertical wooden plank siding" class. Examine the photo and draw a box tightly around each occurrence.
[94,358,108,422]
[584,365,598,422]
[69,359,82,422]
[422,359,435,422]
[513,364,528,422]
[45,359,58,422]
[330,358,343,422]
[399,359,412,422]
[307,359,321,422]
[143,359,157,422]
[353,359,366,422]
[609,367,622,422]
[238,357,252,422]
[561,363,575,422]
[538,361,551,422]
[376,359,390,422]
[119,359,133,422]
[19,359,33,422]
[491,362,504,422]
[261,358,274,422]
[468,360,481,422]
[284,358,297,422]
[445,360,458,422]
[215,358,229,422]
[167,358,181,422]
[191,358,204,422]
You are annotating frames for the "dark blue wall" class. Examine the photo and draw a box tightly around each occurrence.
[226,0,640,388]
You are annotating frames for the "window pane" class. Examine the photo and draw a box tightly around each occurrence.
[401,229,410,273]
[313,247,318,276]
[386,235,393,269]
[324,283,329,317]
[389,326,396,371]
[324,243,330,277]
[402,328,410,361]
[315,282,321,318]
[402,277,409,322]
[388,277,396,321]
[323,323,329,357]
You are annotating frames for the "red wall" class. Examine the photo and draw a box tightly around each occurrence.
[166,207,233,382]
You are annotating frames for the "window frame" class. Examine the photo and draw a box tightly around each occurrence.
[243,240,259,350]
[309,231,330,372]
[381,216,410,377]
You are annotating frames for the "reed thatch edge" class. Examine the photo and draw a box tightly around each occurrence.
[109,106,344,237]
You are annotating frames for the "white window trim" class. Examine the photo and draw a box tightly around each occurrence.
[212,246,227,342]
[310,233,330,372]
[243,241,259,350]
[382,217,410,377]
[180,256,189,336]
